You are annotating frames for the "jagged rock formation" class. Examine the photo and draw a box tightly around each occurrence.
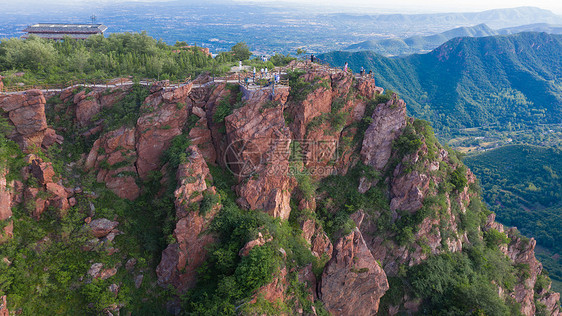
[320,228,389,315]
[156,145,220,293]
[0,167,14,241]
[86,127,140,200]
[1,65,560,315]
[136,83,193,179]
[360,96,407,171]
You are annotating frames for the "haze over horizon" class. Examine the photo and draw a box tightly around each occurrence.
[1,0,562,14]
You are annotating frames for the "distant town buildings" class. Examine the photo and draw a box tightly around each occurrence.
[22,23,108,40]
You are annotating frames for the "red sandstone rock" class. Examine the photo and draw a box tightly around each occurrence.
[188,116,216,163]
[320,228,389,315]
[0,295,9,316]
[249,267,288,306]
[135,84,192,178]
[225,86,294,219]
[157,146,219,293]
[0,89,48,151]
[85,127,140,200]
[360,95,407,171]
[30,159,55,185]
[239,232,273,256]
[41,127,63,148]
[75,92,102,126]
[89,218,119,238]
[99,267,118,280]
[0,167,13,241]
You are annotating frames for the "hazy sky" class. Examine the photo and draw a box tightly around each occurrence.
[1,0,562,14]
[240,0,562,13]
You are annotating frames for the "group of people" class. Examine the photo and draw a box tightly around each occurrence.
[359,66,373,77]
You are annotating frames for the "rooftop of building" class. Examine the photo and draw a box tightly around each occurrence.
[23,24,108,34]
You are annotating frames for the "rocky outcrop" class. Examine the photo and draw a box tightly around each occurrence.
[389,143,450,212]
[225,86,295,219]
[355,77,384,99]
[0,89,48,151]
[300,218,333,259]
[136,83,192,179]
[320,228,389,315]
[503,228,556,316]
[25,157,71,218]
[157,146,219,293]
[89,218,119,238]
[287,71,332,140]
[239,232,273,257]
[85,127,140,200]
[59,86,131,127]
[360,95,407,171]
[41,127,63,148]
[0,167,14,242]
[188,113,216,163]
[0,295,9,316]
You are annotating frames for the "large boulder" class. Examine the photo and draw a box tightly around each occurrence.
[320,228,389,316]
[0,89,48,151]
[89,218,119,238]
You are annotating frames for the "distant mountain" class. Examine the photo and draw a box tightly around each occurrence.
[345,24,498,56]
[327,6,562,31]
[319,32,562,137]
[499,23,562,35]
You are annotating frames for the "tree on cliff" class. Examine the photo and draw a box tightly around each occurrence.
[230,42,252,61]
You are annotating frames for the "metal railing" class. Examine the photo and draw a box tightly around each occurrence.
[0,77,193,94]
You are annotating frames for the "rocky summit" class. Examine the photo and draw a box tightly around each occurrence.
[0,61,560,315]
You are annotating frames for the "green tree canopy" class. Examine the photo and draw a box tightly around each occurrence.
[230,42,252,61]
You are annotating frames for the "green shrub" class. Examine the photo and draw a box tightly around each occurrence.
[200,191,220,216]
[450,167,468,191]
[484,228,511,248]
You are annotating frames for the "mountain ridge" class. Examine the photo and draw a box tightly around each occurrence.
[320,32,562,139]
[1,61,560,314]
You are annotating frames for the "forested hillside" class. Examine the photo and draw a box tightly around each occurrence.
[320,32,562,140]
[465,145,562,291]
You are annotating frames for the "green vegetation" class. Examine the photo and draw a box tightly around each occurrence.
[94,83,150,131]
[316,163,388,240]
[229,42,252,61]
[182,167,320,315]
[465,144,562,291]
[0,34,294,86]
[0,172,171,314]
[406,247,521,315]
[320,33,562,142]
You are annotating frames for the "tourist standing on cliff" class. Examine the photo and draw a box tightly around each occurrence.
[344,62,348,73]
[311,54,315,63]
